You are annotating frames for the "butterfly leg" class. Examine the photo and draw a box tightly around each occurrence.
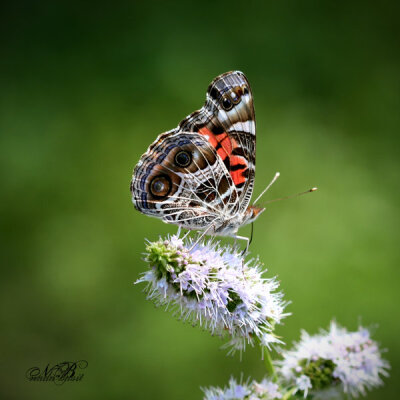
[189,224,215,252]
[182,229,192,241]
[176,226,182,237]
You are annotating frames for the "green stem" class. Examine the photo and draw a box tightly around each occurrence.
[282,387,297,400]
[263,347,278,382]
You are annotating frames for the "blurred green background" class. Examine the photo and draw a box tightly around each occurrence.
[1,1,399,399]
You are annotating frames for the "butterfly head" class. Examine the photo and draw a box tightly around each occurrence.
[243,205,266,225]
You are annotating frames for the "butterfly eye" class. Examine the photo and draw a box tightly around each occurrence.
[221,95,233,111]
[150,175,171,198]
[175,150,192,167]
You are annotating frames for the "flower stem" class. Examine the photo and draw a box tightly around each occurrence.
[282,387,297,400]
[263,347,278,382]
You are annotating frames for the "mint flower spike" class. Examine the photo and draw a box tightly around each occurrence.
[278,321,390,398]
[136,235,288,354]
[202,376,283,400]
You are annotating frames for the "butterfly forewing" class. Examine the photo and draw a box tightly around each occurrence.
[178,71,256,213]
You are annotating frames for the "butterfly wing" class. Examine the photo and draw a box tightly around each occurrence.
[131,130,239,230]
[178,71,256,214]
[131,71,255,232]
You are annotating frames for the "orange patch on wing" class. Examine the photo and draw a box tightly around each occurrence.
[230,155,246,167]
[229,155,248,185]
[199,127,218,148]
[217,147,227,160]
[219,134,232,157]
[199,127,236,157]
[199,127,247,186]
[231,170,246,185]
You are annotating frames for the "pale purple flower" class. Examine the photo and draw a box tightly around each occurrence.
[136,235,288,353]
[203,377,283,400]
[278,321,389,398]
[296,375,312,397]
[253,379,282,398]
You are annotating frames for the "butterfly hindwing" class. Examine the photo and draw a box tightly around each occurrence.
[131,130,238,230]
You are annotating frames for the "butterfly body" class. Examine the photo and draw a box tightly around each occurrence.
[131,71,264,240]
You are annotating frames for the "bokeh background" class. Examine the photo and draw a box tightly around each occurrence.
[1,1,399,399]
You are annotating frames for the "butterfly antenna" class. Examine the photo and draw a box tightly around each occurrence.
[262,187,318,205]
[253,172,280,204]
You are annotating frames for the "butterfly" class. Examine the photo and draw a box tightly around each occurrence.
[131,71,272,249]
